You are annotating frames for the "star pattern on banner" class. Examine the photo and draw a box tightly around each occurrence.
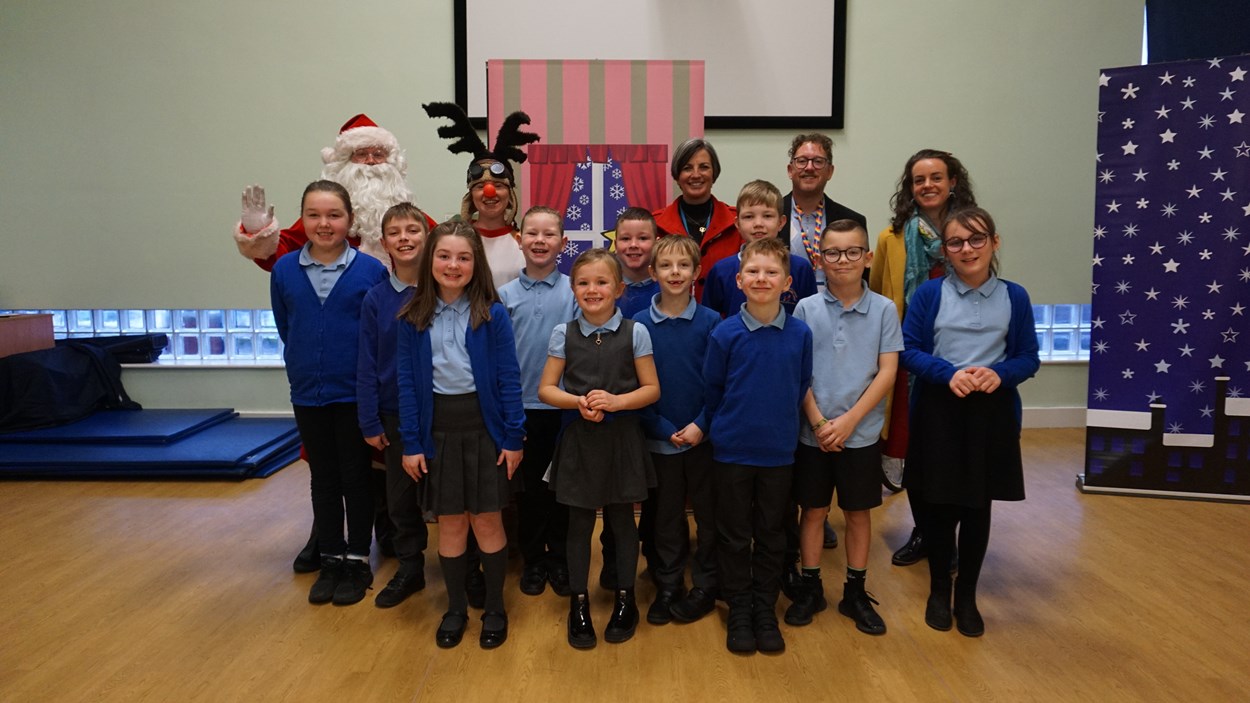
[1091,57,1249,434]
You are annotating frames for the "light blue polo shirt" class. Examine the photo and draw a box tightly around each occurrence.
[431,294,475,395]
[298,243,356,304]
[934,274,1010,370]
[793,281,902,449]
[499,268,576,409]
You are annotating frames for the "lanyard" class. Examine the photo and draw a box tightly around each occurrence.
[680,207,713,240]
[795,200,826,270]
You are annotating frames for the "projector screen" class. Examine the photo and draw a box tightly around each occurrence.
[454,0,847,129]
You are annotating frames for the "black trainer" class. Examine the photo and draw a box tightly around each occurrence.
[753,601,785,654]
[783,574,827,626]
[307,555,343,604]
[374,564,425,608]
[837,584,886,635]
[725,597,756,654]
[823,521,839,549]
[332,558,373,605]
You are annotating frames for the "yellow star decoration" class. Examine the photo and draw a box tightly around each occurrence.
[601,228,618,253]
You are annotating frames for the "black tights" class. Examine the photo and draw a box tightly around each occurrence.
[567,504,637,593]
[923,502,992,602]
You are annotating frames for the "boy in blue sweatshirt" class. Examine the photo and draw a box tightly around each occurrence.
[704,236,812,654]
[632,235,721,626]
[701,180,817,318]
[498,206,577,597]
[614,207,661,319]
[357,203,431,608]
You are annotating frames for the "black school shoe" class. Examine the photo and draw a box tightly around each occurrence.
[332,558,373,605]
[670,587,717,623]
[647,587,684,625]
[547,562,572,597]
[568,593,596,649]
[480,611,509,649]
[783,574,827,626]
[604,589,639,643]
[374,563,425,608]
[891,528,927,566]
[308,555,343,604]
[519,563,548,596]
[436,611,468,648]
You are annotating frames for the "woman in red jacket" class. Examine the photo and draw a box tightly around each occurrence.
[652,139,738,301]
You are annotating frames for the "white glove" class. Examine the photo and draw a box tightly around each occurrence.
[241,184,275,233]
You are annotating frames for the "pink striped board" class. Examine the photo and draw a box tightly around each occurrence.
[487,59,705,211]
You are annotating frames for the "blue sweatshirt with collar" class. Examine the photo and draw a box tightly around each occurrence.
[356,278,415,437]
[703,309,813,466]
[271,250,386,407]
[396,301,526,458]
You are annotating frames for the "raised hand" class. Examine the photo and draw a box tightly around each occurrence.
[241,184,275,233]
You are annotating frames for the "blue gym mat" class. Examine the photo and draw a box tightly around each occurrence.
[0,408,237,444]
[0,416,300,480]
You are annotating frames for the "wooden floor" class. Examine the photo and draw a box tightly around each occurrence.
[1,428,1247,702]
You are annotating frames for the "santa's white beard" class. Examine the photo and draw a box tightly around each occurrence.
[321,159,412,268]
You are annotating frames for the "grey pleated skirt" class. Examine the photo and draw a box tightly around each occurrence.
[420,393,512,516]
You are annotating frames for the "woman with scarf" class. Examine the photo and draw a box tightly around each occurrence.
[652,138,739,301]
[869,149,977,568]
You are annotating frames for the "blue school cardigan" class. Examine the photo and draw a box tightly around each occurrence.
[900,276,1040,424]
[270,250,386,407]
[396,301,526,458]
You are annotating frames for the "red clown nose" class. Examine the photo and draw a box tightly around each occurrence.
[483,182,497,199]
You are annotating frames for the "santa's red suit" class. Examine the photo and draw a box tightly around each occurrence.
[234,114,435,271]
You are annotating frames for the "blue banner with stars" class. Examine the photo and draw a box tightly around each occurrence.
[1085,54,1250,497]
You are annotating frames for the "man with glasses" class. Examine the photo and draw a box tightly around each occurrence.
[235,113,433,273]
[781,134,867,287]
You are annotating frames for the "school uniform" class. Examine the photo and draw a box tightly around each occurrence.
[792,282,903,511]
[633,295,721,594]
[272,244,387,557]
[704,304,812,608]
[357,274,428,570]
[396,299,525,515]
[619,276,660,319]
[499,270,577,574]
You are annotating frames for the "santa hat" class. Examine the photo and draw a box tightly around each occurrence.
[321,113,400,164]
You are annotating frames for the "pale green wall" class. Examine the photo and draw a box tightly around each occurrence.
[0,0,1144,414]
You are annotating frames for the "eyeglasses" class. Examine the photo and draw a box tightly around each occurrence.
[791,156,829,169]
[468,161,509,180]
[351,147,389,162]
[943,233,990,253]
[819,246,866,263]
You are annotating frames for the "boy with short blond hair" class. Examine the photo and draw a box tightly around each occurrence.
[704,236,813,654]
[357,202,431,608]
[702,180,817,318]
[498,206,578,597]
[631,234,721,625]
[787,219,901,635]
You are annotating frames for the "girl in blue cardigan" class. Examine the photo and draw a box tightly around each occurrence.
[271,180,387,606]
[397,221,525,650]
[901,207,1039,638]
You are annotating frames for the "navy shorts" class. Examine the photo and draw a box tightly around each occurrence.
[792,442,882,512]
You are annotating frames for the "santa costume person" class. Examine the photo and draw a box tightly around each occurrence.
[235,113,435,272]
